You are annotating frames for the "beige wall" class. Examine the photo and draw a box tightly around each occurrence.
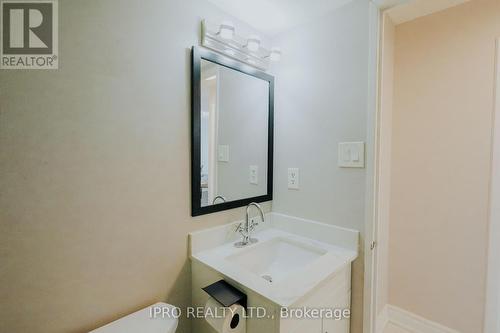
[389,0,499,331]
[0,1,271,332]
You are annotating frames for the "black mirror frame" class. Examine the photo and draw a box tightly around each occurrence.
[191,46,274,217]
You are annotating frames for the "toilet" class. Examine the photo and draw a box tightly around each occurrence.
[90,302,178,333]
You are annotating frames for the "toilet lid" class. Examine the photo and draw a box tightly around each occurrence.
[89,302,178,333]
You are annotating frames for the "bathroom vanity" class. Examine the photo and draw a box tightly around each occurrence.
[189,213,359,333]
[190,43,358,333]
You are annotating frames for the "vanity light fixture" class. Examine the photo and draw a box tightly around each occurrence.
[218,21,235,40]
[245,35,261,52]
[269,47,282,62]
[201,19,281,70]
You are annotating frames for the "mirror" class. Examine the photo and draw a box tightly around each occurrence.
[191,47,274,216]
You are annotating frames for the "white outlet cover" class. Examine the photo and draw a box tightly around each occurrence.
[288,168,300,190]
[249,165,258,185]
[218,145,229,162]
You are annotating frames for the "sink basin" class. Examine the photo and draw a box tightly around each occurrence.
[225,237,327,283]
[190,213,359,306]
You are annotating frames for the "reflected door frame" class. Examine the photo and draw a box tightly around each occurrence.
[203,64,220,204]
[208,67,219,204]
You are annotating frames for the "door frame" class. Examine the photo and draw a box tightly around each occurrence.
[484,37,500,333]
[370,4,500,333]
[368,1,426,332]
[365,2,382,333]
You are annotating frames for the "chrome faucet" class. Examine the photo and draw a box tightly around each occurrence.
[235,202,265,248]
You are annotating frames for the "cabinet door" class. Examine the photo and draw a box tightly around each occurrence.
[322,292,350,333]
[322,316,349,333]
[280,318,322,333]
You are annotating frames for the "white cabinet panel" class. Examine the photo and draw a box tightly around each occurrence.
[323,316,350,333]
[322,292,350,333]
[281,308,322,333]
[280,266,351,333]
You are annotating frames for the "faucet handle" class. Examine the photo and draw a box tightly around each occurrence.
[249,219,259,231]
[235,222,245,234]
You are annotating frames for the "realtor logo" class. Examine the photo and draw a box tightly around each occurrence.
[1,0,58,69]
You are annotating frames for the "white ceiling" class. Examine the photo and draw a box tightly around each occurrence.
[372,0,412,10]
[206,0,354,36]
[206,0,473,36]
[386,0,472,24]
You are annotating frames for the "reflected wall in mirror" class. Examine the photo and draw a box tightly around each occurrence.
[200,59,269,206]
[192,47,274,216]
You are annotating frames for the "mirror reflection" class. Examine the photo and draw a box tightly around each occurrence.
[200,59,269,207]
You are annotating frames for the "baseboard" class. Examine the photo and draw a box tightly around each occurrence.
[377,305,460,333]
[376,305,389,333]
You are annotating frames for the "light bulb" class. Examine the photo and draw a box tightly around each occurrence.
[246,35,261,52]
[269,47,281,61]
[218,21,235,40]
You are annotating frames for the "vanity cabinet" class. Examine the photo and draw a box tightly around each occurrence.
[192,259,352,333]
[322,292,351,333]
[189,213,358,333]
[279,265,351,333]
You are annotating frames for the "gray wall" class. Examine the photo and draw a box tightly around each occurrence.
[0,1,270,332]
[217,65,269,201]
[271,1,370,332]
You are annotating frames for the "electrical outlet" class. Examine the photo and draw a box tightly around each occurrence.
[288,168,299,190]
[218,145,229,162]
[249,165,258,185]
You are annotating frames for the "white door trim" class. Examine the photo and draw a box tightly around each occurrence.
[369,3,407,333]
[365,2,382,333]
[484,37,500,333]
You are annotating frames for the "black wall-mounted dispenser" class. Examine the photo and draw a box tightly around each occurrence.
[202,280,247,309]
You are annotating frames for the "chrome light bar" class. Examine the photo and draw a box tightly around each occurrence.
[201,20,280,71]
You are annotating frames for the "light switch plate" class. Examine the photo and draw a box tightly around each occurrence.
[218,145,229,162]
[338,142,365,168]
[249,165,258,185]
[288,168,300,190]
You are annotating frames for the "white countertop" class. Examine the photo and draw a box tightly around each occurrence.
[189,213,359,307]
